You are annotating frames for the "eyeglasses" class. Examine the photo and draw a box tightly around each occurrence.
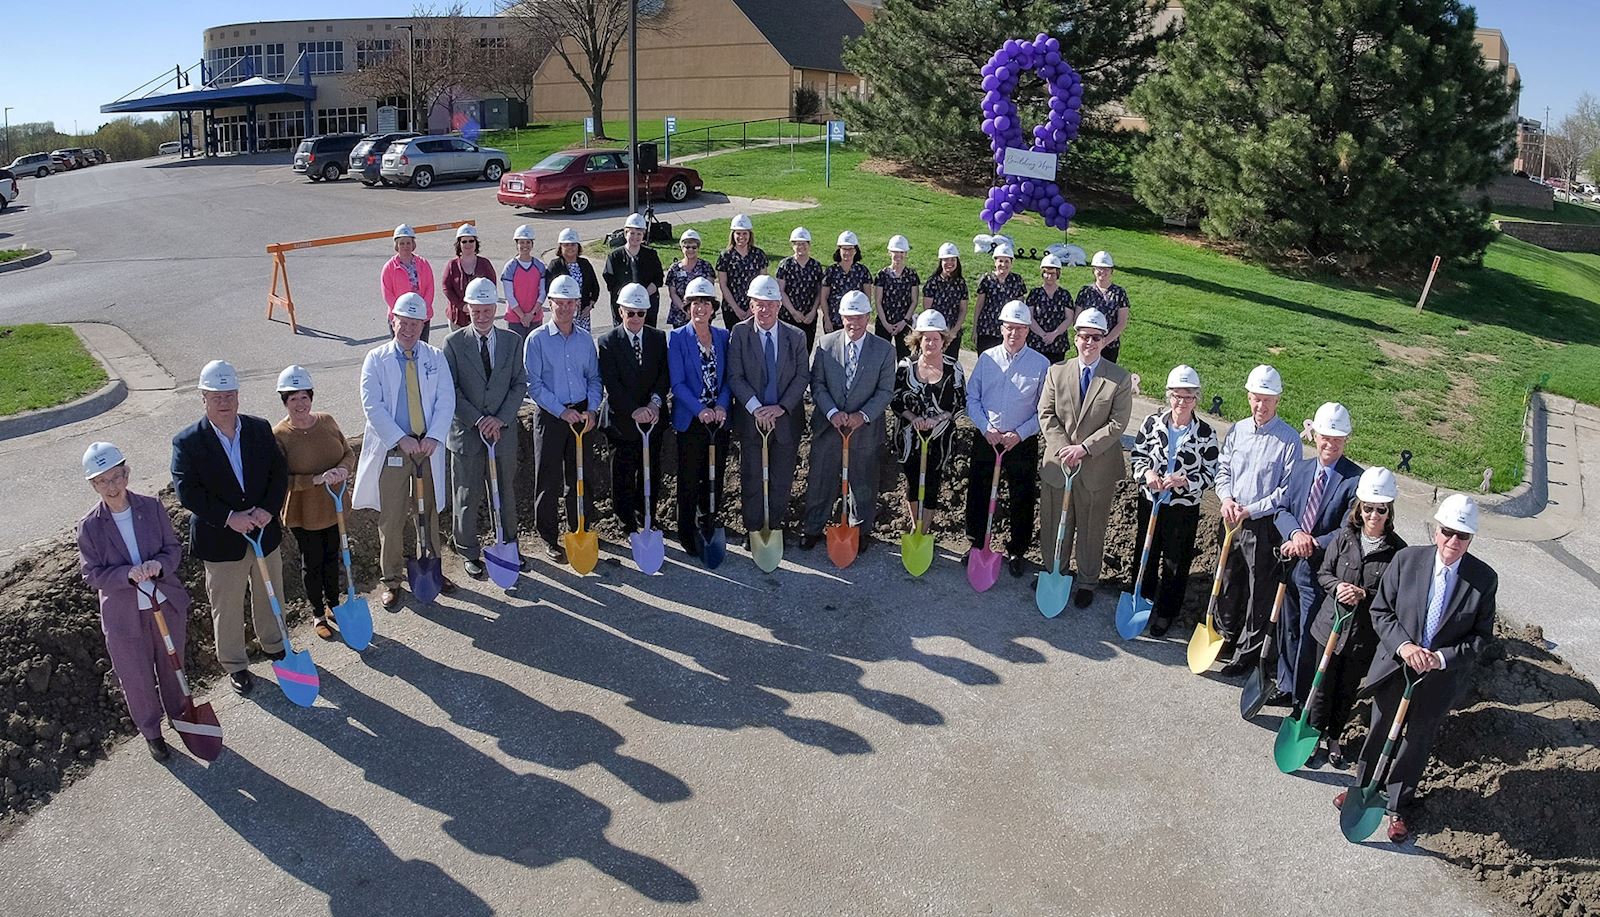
[460,238,477,244]
[1167,393,1197,402]
[1361,504,1390,516]
[1076,332,1104,342]
[682,244,700,250]
[622,309,648,318]
[1439,527,1473,542]
[91,467,129,487]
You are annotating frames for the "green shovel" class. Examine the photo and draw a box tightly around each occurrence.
[1341,669,1426,842]
[901,428,934,577]
[1274,604,1353,773]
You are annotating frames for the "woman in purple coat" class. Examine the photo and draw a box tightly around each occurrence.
[75,442,193,762]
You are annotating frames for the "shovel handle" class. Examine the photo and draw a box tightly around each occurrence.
[1268,582,1287,624]
[570,425,586,532]
[137,581,195,699]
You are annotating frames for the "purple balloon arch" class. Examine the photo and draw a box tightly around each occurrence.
[979,33,1083,234]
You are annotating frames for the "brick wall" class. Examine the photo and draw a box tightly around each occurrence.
[1494,220,1600,253]
[1477,174,1554,210]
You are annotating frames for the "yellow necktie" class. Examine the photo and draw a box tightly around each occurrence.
[405,350,426,436]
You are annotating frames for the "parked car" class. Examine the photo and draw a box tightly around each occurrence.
[0,169,18,212]
[380,135,508,189]
[157,141,183,156]
[55,148,92,168]
[6,153,60,177]
[349,131,421,186]
[293,133,365,182]
[497,149,703,214]
[50,150,81,170]
[88,149,110,164]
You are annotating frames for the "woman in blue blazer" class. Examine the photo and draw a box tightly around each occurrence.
[668,281,731,551]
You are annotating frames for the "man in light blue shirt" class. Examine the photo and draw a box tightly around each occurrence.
[523,274,602,559]
[964,300,1050,570]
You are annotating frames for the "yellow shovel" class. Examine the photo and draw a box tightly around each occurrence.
[563,422,599,574]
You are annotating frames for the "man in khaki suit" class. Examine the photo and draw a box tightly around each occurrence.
[1038,308,1133,609]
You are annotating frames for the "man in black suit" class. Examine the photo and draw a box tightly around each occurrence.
[170,359,290,697]
[1337,493,1497,844]
[598,283,669,534]
[726,274,810,543]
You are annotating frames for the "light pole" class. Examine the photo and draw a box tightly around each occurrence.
[399,24,417,132]
[3,108,12,164]
[627,0,638,217]
[1539,105,1549,181]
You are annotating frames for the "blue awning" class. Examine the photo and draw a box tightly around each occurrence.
[100,78,316,114]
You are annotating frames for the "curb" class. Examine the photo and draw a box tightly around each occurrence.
[0,250,53,275]
[1474,391,1545,516]
[0,325,128,441]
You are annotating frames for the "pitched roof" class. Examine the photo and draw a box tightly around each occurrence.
[727,0,865,73]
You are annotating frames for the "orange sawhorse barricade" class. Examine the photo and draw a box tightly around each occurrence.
[266,219,474,333]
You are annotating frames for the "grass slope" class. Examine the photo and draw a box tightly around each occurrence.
[480,119,823,172]
[0,325,107,416]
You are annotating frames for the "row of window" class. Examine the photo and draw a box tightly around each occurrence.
[205,43,286,84]
[207,35,512,81]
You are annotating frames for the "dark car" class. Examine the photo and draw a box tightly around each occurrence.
[497,149,702,214]
[349,131,421,186]
[51,149,88,170]
[293,133,365,182]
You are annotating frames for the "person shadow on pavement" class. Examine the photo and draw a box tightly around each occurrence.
[169,753,492,917]
[271,670,701,905]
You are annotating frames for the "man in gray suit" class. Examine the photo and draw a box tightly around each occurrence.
[728,275,810,543]
[802,289,895,551]
[442,278,529,577]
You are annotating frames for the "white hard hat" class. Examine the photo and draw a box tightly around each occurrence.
[1166,364,1200,390]
[838,290,871,316]
[836,230,860,248]
[1312,402,1353,437]
[1434,493,1480,535]
[999,299,1031,325]
[730,213,753,231]
[1048,243,1088,266]
[1356,466,1398,503]
[1040,253,1063,270]
[747,275,781,301]
[465,277,499,306]
[972,233,993,254]
[393,223,416,239]
[276,364,314,392]
[887,234,910,253]
[455,223,478,239]
[1091,250,1114,268]
[547,274,582,300]
[789,226,812,243]
[684,276,719,300]
[557,227,581,245]
[1245,364,1283,395]
[623,212,648,231]
[913,309,948,333]
[512,224,536,242]
[391,292,429,321]
[1074,308,1108,333]
[82,441,126,480]
[198,359,239,392]
[938,242,960,259]
[992,242,1015,259]
[680,228,702,244]
[616,282,651,312]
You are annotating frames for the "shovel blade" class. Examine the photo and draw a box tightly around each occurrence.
[825,523,858,569]
[900,531,933,577]
[751,529,783,573]
[698,525,727,569]
[1273,713,1321,773]
[172,701,224,761]
[1115,592,1153,639]
[272,650,320,708]
[564,531,599,575]
[1340,785,1390,843]
[630,528,666,575]
[967,548,1002,592]
[1187,618,1226,674]
[331,594,373,652]
[1239,664,1268,719]
[1035,569,1073,618]
[408,557,443,605]
[484,541,522,588]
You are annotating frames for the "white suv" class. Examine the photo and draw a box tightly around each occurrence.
[380,136,507,189]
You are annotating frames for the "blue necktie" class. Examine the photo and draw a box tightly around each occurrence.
[1424,565,1451,649]
[1080,365,1092,401]
[763,329,779,404]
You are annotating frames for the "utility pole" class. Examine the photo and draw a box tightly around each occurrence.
[1540,105,1549,181]
[627,0,638,217]
[3,108,11,164]
[399,24,417,132]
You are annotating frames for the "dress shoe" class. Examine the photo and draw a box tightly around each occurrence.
[1008,555,1024,577]
[1071,588,1093,609]
[229,670,254,696]
[380,588,400,610]
[1333,790,1347,811]
[1218,659,1253,677]
[800,532,819,550]
[1386,815,1410,844]
[1265,689,1294,708]
[1327,745,1348,770]
[265,648,287,662]
[857,535,871,555]
[439,576,458,594]
[518,557,531,573]
[543,542,565,561]
[464,559,486,578]
[147,737,171,762]
[959,551,972,566]
[1148,617,1172,637]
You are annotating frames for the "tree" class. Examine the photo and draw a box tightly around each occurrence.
[349,4,481,132]
[499,0,675,139]
[480,28,554,107]
[838,0,1168,186]
[1545,131,1582,184]
[1555,93,1600,182]
[1131,0,1515,269]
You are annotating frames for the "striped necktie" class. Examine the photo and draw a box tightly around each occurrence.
[1423,564,1451,648]
[1300,466,1326,531]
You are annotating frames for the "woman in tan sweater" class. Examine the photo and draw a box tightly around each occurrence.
[272,366,357,640]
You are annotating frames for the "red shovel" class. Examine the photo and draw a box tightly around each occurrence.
[137,581,222,761]
[967,441,1010,592]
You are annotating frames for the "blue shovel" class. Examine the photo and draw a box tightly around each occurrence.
[1035,465,1078,618]
[243,528,320,707]
[1116,428,1187,639]
[482,435,522,589]
[324,482,373,651]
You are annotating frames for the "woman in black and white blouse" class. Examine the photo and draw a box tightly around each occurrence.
[890,310,966,530]
[1128,364,1220,636]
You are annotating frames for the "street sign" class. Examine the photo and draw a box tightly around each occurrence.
[827,120,846,143]
[583,116,594,148]
[1002,147,1058,181]
[665,116,677,134]
[376,106,399,134]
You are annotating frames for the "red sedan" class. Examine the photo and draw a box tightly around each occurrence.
[498,149,703,214]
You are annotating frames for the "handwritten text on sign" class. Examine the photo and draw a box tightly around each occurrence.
[1002,147,1059,182]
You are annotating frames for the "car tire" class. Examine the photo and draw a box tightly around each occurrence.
[379,177,391,187]
[566,187,592,214]
[322,162,341,182]
[412,167,434,189]
[667,177,690,202]
[308,171,322,182]
[36,167,48,178]
[484,161,504,182]
[361,179,377,187]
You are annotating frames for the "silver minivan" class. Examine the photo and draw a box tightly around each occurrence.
[380,135,507,189]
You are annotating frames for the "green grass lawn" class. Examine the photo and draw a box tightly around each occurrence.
[1493,200,1600,226]
[0,249,36,264]
[480,119,824,171]
[668,142,1600,492]
[0,324,108,416]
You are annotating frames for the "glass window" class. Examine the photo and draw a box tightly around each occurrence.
[533,152,578,171]
[356,38,392,70]
[298,41,345,75]
[315,107,369,135]
[588,153,621,172]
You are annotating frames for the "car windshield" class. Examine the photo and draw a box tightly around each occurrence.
[296,141,313,154]
[532,152,579,171]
